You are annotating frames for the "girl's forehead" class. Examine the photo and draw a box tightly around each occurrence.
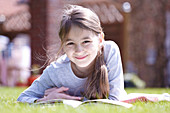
[66,25,97,39]
[69,25,84,35]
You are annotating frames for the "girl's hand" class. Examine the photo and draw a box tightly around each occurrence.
[36,87,82,102]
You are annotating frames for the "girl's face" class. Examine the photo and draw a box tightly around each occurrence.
[63,25,101,68]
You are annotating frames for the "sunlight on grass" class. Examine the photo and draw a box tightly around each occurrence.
[0,87,170,113]
[125,88,170,94]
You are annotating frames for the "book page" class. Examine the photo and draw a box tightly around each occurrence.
[63,100,83,108]
[81,99,133,108]
[35,99,133,108]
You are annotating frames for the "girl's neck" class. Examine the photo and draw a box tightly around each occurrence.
[71,61,95,78]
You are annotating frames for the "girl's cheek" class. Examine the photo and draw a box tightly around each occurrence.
[85,44,97,50]
[65,47,74,53]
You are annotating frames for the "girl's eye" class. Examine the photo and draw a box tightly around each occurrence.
[66,42,74,46]
[83,40,91,44]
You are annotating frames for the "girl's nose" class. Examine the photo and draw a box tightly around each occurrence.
[75,44,83,53]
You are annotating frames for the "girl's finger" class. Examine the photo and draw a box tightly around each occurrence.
[44,87,58,96]
[45,87,56,93]
[56,87,69,93]
[60,93,82,100]
[45,87,69,96]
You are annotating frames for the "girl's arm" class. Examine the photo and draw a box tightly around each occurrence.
[104,41,127,100]
[17,65,82,103]
[17,66,56,103]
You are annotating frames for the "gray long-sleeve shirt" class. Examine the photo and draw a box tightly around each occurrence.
[17,41,127,103]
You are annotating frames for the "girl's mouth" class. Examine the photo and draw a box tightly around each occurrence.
[75,55,88,60]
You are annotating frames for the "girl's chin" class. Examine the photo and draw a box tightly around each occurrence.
[73,61,91,67]
[74,63,90,68]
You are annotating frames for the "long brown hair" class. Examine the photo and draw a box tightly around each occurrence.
[58,5,109,99]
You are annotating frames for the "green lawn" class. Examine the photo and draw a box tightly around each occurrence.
[0,87,170,113]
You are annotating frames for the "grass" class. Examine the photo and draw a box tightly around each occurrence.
[0,87,170,113]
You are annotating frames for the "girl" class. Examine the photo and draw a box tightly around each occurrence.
[17,5,127,103]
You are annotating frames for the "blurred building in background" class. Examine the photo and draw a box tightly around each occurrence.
[0,0,31,86]
[117,0,169,87]
[0,0,170,87]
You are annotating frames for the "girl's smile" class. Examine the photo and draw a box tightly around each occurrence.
[75,55,88,60]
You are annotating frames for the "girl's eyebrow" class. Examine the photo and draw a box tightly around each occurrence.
[66,37,91,41]
[66,38,72,41]
[82,37,91,40]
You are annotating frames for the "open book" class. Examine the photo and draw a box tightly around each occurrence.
[35,99,133,108]
[34,93,170,108]
[121,93,170,103]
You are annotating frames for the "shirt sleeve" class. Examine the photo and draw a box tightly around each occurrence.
[104,41,127,101]
[17,65,55,103]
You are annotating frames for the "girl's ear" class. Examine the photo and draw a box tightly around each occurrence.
[101,32,104,39]
[99,32,104,43]
[99,32,104,49]
[99,37,102,43]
